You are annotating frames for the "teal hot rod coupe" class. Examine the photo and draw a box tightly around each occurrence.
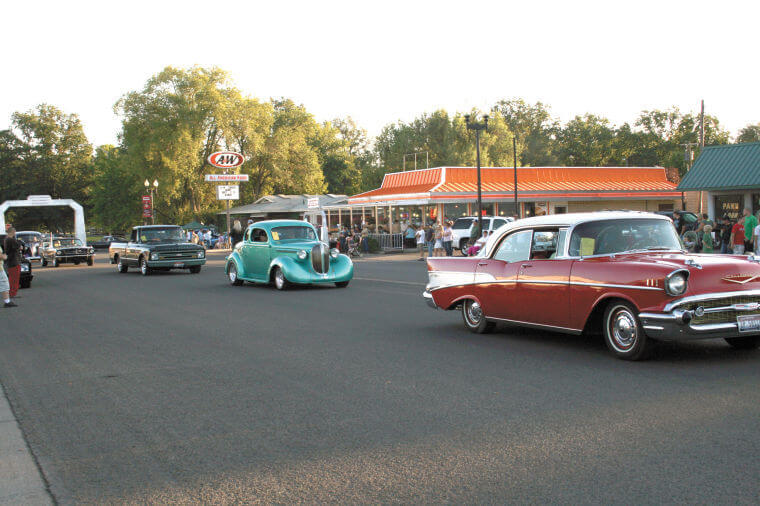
[225,220,353,289]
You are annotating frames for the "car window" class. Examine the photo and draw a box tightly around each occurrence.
[252,228,268,243]
[568,219,682,256]
[492,230,532,263]
[493,219,507,229]
[452,218,474,230]
[683,213,697,223]
[244,228,252,242]
[530,229,559,260]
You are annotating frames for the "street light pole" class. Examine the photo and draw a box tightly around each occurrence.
[145,179,158,225]
[513,136,519,218]
[465,114,488,234]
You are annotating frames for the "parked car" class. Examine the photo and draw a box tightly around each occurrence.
[41,236,95,267]
[450,216,514,256]
[109,225,205,275]
[0,234,33,288]
[225,220,353,289]
[91,235,127,249]
[655,210,699,232]
[424,211,760,360]
[16,231,43,262]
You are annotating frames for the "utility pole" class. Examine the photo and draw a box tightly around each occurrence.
[513,136,519,218]
[465,114,488,235]
[699,99,705,214]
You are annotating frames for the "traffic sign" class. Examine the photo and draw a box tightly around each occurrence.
[217,185,240,200]
[207,151,245,169]
[204,174,249,182]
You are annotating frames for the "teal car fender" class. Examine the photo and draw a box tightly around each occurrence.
[225,250,245,277]
[268,253,354,284]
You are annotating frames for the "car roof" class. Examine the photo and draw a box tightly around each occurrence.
[247,220,315,230]
[502,210,671,229]
[135,225,181,229]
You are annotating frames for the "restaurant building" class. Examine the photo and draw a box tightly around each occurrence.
[678,142,760,220]
[324,166,682,230]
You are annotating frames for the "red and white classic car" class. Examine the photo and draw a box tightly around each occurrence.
[424,211,760,360]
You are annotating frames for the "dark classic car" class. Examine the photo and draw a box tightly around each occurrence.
[41,236,95,267]
[16,231,43,262]
[109,225,205,275]
[225,220,353,289]
[91,235,127,249]
[0,234,33,288]
[424,211,760,360]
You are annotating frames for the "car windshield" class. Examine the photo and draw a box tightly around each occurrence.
[54,238,83,247]
[140,228,185,243]
[452,218,474,230]
[18,233,40,244]
[568,219,682,257]
[270,226,316,242]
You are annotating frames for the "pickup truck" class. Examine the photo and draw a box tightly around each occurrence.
[109,225,206,275]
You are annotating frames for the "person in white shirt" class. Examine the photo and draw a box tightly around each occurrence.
[416,225,426,260]
[754,222,760,254]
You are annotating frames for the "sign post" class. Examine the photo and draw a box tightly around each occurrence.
[206,152,247,246]
[142,195,152,224]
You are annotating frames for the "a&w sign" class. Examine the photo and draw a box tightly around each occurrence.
[208,151,245,169]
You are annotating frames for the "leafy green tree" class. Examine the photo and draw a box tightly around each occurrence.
[736,124,760,143]
[90,145,137,232]
[492,99,559,166]
[556,114,616,166]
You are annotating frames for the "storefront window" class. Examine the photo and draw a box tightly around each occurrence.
[469,203,494,217]
[443,203,468,220]
[714,195,743,220]
[523,202,536,217]
[497,202,518,217]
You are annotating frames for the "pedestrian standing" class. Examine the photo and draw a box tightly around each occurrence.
[230,219,244,247]
[425,223,434,258]
[730,216,746,255]
[743,208,758,253]
[442,221,453,256]
[719,215,732,254]
[416,225,426,261]
[702,225,714,253]
[0,243,16,307]
[754,213,760,254]
[3,227,21,299]
[433,223,444,257]
[672,210,684,236]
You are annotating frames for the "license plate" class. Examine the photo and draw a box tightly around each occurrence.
[737,314,760,333]
[173,262,184,268]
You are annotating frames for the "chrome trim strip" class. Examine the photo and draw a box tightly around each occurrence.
[703,303,760,313]
[487,316,583,335]
[643,325,665,331]
[428,278,663,292]
[639,312,677,321]
[663,289,760,312]
[690,322,738,332]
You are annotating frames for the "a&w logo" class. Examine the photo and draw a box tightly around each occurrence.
[208,151,244,168]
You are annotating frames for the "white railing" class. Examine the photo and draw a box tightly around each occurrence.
[368,233,404,251]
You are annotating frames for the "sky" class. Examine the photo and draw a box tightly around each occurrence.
[1,0,758,147]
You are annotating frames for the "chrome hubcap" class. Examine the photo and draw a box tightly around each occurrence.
[467,301,482,325]
[276,270,284,288]
[141,261,147,273]
[611,310,636,350]
[229,266,236,282]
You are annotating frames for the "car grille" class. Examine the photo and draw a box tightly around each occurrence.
[155,251,198,261]
[311,244,329,274]
[682,295,760,325]
[76,248,88,254]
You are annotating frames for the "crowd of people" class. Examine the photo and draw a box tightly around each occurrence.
[674,208,759,255]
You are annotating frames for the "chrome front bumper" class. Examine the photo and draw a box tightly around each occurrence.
[640,289,760,341]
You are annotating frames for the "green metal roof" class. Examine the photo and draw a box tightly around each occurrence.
[678,142,760,191]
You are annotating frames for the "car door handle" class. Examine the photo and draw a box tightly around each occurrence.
[521,264,533,268]
[478,262,488,266]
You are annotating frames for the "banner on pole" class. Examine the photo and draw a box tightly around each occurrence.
[217,185,240,200]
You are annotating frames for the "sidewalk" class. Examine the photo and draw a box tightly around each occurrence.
[0,383,52,504]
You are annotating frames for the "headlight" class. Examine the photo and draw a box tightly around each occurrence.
[150,253,159,260]
[665,270,688,296]
[297,249,308,260]
[20,264,29,272]
[330,248,339,258]
[197,250,205,258]
[55,250,61,256]
[89,248,95,254]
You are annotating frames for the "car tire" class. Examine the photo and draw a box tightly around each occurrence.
[74,260,80,265]
[189,266,201,274]
[603,301,651,360]
[20,279,31,289]
[140,257,151,276]
[462,299,495,334]
[273,267,291,290]
[41,257,47,267]
[87,257,93,266]
[228,263,243,286]
[117,257,128,273]
[459,240,469,256]
[335,281,349,288]
[53,258,59,268]
[724,336,760,350]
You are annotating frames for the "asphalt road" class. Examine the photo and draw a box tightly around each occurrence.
[1,251,759,504]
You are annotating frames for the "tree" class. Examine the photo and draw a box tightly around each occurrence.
[556,114,616,166]
[90,145,136,232]
[736,124,760,144]
[492,99,559,166]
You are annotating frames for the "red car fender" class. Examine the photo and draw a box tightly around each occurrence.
[573,290,640,330]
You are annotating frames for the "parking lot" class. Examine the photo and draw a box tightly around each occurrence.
[1,251,759,503]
